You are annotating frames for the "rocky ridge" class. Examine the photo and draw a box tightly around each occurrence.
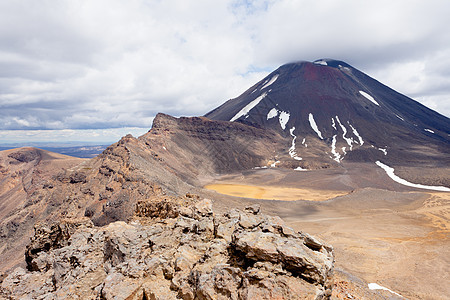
[0,114,290,273]
[0,148,86,272]
[1,199,334,299]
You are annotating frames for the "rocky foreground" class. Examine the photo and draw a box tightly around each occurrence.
[1,198,334,299]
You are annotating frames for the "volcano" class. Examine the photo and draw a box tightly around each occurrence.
[206,59,450,167]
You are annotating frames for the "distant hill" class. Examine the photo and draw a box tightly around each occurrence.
[0,145,108,158]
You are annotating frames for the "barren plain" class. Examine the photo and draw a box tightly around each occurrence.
[203,163,450,299]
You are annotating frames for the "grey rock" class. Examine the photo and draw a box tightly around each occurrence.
[193,198,213,218]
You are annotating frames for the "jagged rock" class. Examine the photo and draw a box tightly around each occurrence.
[69,171,87,184]
[193,198,213,217]
[244,204,261,215]
[1,199,334,299]
[135,198,180,219]
[25,218,93,271]
[7,149,39,163]
[300,232,332,252]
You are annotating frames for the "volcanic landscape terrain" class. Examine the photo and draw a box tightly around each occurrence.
[0,59,449,299]
[201,165,449,299]
[201,59,449,298]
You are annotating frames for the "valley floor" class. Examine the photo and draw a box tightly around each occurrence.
[203,163,450,299]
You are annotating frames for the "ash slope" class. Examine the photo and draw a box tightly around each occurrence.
[206,59,450,167]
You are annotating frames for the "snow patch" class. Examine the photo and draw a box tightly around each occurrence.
[163,146,167,150]
[261,74,279,90]
[270,161,280,168]
[301,138,308,148]
[348,122,364,145]
[278,111,290,130]
[314,60,327,66]
[267,108,278,120]
[368,283,403,298]
[395,114,404,121]
[331,135,341,163]
[331,118,337,130]
[230,92,267,122]
[424,128,435,133]
[308,113,323,139]
[289,127,302,161]
[376,161,450,192]
[267,108,290,130]
[335,116,353,149]
[302,138,308,147]
[359,90,380,106]
[294,167,308,171]
[378,148,387,155]
[254,166,268,169]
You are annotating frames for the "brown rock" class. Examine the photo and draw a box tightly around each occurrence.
[1,200,334,299]
[25,218,93,271]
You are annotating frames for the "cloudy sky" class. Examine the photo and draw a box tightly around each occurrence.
[1,0,449,144]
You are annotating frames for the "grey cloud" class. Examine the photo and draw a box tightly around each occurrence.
[0,0,449,136]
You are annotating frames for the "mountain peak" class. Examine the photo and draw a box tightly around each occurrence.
[206,59,449,167]
[277,59,353,69]
[312,58,352,68]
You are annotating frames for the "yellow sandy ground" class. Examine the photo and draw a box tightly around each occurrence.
[416,192,450,234]
[204,183,348,201]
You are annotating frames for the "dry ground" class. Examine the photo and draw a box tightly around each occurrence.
[203,163,450,299]
[204,183,348,201]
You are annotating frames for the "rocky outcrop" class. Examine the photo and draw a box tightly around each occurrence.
[7,148,40,164]
[1,199,334,299]
[25,218,94,271]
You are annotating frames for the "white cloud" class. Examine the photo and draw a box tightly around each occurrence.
[0,0,449,142]
[0,127,149,144]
